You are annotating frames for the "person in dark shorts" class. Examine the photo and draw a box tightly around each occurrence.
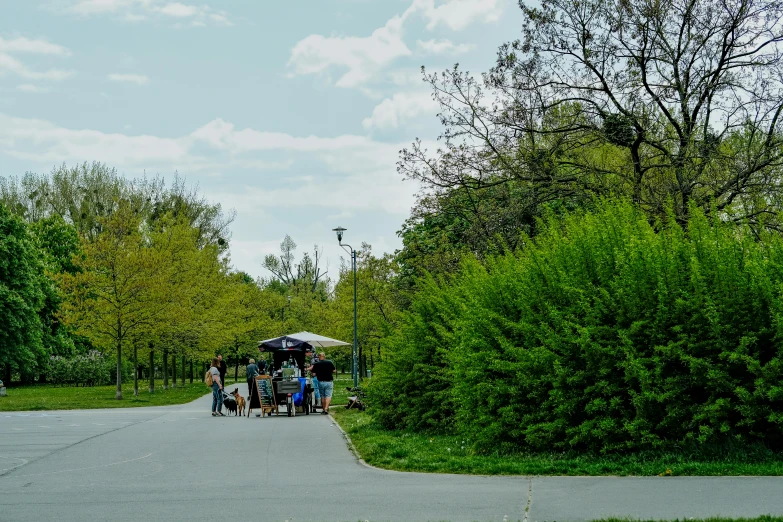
[308,352,336,414]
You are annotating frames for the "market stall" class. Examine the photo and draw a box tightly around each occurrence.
[253,331,349,417]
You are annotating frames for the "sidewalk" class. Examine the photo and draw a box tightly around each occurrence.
[0,382,781,521]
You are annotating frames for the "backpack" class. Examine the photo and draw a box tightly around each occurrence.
[205,369,213,386]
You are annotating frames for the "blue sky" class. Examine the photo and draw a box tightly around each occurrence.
[1,0,522,280]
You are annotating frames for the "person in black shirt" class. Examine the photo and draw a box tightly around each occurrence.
[217,354,227,389]
[308,352,336,414]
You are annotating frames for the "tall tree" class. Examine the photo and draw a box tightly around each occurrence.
[0,204,46,384]
[0,163,235,248]
[58,204,197,399]
[401,0,783,227]
[29,215,83,365]
[262,235,329,295]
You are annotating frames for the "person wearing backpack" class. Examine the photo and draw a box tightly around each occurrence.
[208,358,224,416]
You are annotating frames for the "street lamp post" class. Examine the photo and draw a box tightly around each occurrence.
[333,226,358,388]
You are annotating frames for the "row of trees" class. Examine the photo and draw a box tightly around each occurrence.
[0,164,278,398]
[0,163,400,400]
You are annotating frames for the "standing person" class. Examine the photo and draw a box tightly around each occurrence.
[306,349,321,410]
[209,358,224,416]
[217,354,227,388]
[308,352,336,414]
[246,358,259,400]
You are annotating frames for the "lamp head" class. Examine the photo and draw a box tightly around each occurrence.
[332,226,347,242]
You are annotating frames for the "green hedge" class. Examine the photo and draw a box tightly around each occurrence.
[369,201,783,453]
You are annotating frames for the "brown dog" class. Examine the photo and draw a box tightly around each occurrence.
[231,389,246,417]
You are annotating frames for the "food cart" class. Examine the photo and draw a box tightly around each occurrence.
[250,331,349,418]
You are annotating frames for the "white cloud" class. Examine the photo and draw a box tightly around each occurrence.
[288,12,413,89]
[63,0,231,25]
[67,0,140,15]
[154,2,197,17]
[0,51,73,81]
[17,84,48,93]
[0,37,71,56]
[209,13,230,25]
[190,118,375,154]
[0,37,73,82]
[0,113,405,179]
[389,69,424,87]
[362,91,437,130]
[108,73,150,85]
[414,0,505,31]
[0,113,421,280]
[417,38,473,55]
[288,0,504,88]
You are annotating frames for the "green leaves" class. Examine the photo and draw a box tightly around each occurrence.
[374,200,783,453]
[0,203,46,379]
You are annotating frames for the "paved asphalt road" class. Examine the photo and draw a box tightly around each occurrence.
[1,385,783,522]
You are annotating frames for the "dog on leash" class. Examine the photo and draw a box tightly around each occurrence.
[231,388,246,417]
[222,392,238,416]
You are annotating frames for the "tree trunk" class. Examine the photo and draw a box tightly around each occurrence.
[149,344,155,394]
[163,347,168,390]
[181,354,185,387]
[234,338,239,381]
[116,336,123,400]
[171,352,177,389]
[189,359,193,384]
[133,344,139,397]
[4,363,11,387]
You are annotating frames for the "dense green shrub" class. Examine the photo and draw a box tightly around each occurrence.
[368,275,462,432]
[47,350,113,386]
[370,201,783,453]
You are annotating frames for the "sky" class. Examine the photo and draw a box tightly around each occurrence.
[0,0,523,281]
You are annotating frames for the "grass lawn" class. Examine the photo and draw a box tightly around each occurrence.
[331,409,783,476]
[0,373,352,412]
[0,379,210,411]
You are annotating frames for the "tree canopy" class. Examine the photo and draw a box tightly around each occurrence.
[400,0,783,230]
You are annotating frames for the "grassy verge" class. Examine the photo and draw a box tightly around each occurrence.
[331,409,783,476]
[597,519,783,522]
[0,380,210,411]
[329,375,354,406]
